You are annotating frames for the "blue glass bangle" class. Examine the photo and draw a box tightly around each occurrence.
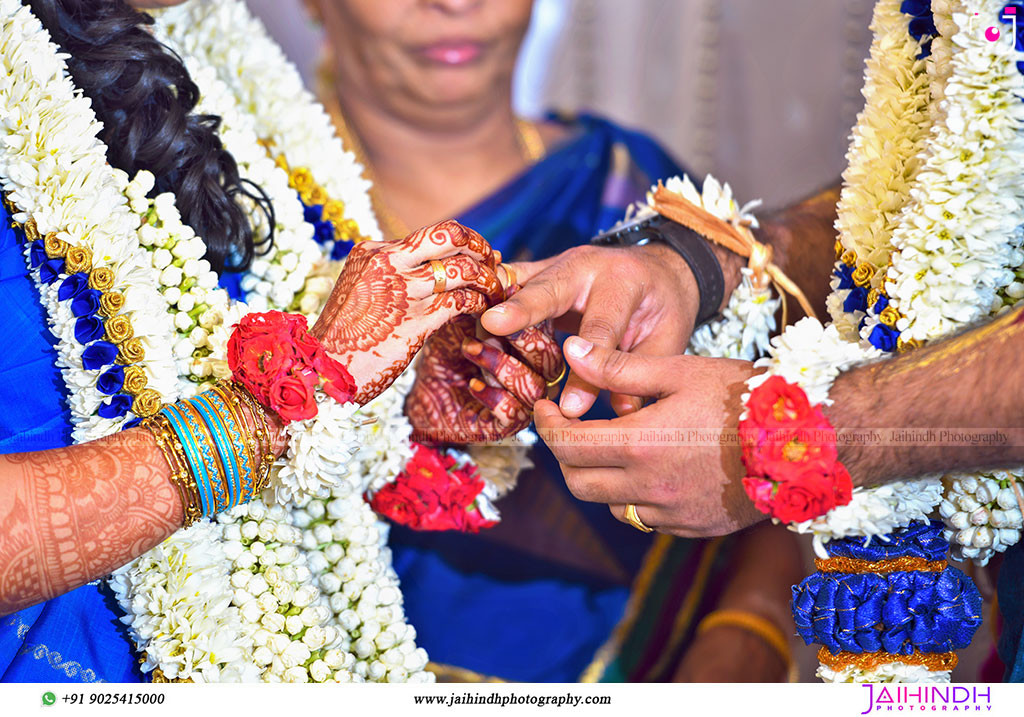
[161,403,215,518]
[191,394,243,510]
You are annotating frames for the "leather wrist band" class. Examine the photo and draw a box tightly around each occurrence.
[591,214,725,326]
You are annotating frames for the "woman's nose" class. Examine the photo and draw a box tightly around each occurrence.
[422,0,485,15]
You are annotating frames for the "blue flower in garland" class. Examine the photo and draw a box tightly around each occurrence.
[97,365,126,396]
[303,200,323,224]
[869,323,899,352]
[843,287,869,313]
[29,239,47,268]
[81,341,119,371]
[98,394,133,419]
[70,289,102,317]
[58,272,90,301]
[872,294,890,315]
[331,238,355,261]
[901,0,937,58]
[826,520,949,562]
[834,264,855,291]
[74,316,105,345]
[39,257,64,284]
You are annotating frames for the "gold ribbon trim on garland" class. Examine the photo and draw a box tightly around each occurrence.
[814,556,948,574]
[817,647,958,673]
[651,182,817,328]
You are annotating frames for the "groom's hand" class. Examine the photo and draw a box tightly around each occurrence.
[481,243,703,418]
[534,337,766,537]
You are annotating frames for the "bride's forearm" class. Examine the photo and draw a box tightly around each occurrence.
[0,430,182,616]
[0,391,288,616]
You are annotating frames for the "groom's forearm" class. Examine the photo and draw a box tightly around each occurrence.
[826,303,1024,487]
[754,183,841,319]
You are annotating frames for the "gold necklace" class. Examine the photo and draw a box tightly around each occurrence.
[322,94,546,240]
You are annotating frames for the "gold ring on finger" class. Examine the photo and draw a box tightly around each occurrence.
[500,262,517,288]
[545,363,567,398]
[624,503,653,533]
[430,259,447,294]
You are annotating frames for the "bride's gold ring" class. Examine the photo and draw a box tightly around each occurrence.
[500,263,517,288]
[430,260,447,294]
[624,503,653,533]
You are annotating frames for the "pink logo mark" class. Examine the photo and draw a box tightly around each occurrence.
[986,6,1017,44]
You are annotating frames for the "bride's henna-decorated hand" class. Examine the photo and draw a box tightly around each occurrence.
[405,289,564,444]
[311,220,503,404]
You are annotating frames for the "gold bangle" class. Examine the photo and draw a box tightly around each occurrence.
[176,399,232,514]
[227,381,277,494]
[210,381,262,505]
[697,609,793,674]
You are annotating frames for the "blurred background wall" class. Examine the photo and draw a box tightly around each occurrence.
[245,0,875,209]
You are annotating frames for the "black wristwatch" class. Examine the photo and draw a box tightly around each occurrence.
[590,213,725,326]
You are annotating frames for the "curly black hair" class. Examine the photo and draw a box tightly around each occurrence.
[26,0,273,273]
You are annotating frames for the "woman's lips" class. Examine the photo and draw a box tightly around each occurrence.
[415,41,486,66]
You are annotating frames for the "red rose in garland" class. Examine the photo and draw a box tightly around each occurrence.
[770,474,838,524]
[740,375,852,523]
[369,444,497,533]
[228,311,355,421]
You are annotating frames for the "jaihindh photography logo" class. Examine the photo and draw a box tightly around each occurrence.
[860,685,993,713]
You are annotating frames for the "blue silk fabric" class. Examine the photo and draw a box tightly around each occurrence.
[0,114,685,683]
[388,114,690,682]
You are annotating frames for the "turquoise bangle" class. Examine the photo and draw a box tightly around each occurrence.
[176,400,228,513]
[160,403,215,518]
[206,389,255,506]
[191,394,243,510]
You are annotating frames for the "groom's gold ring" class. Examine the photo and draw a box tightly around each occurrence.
[430,260,447,294]
[624,504,653,533]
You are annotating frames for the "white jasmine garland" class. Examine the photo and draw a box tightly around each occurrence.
[145,37,321,315]
[0,0,179,443]
[883,0,1024,345]
[289,492,433,683]
[151,0,382,249]
[829,0,935,339]
[109,520,257,682]
[940,469,1024,565]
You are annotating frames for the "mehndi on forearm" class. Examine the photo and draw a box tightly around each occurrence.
[0,430,181,615]
[828,303,1024,486]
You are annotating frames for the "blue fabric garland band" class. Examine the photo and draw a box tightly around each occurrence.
[792,521,983,672]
